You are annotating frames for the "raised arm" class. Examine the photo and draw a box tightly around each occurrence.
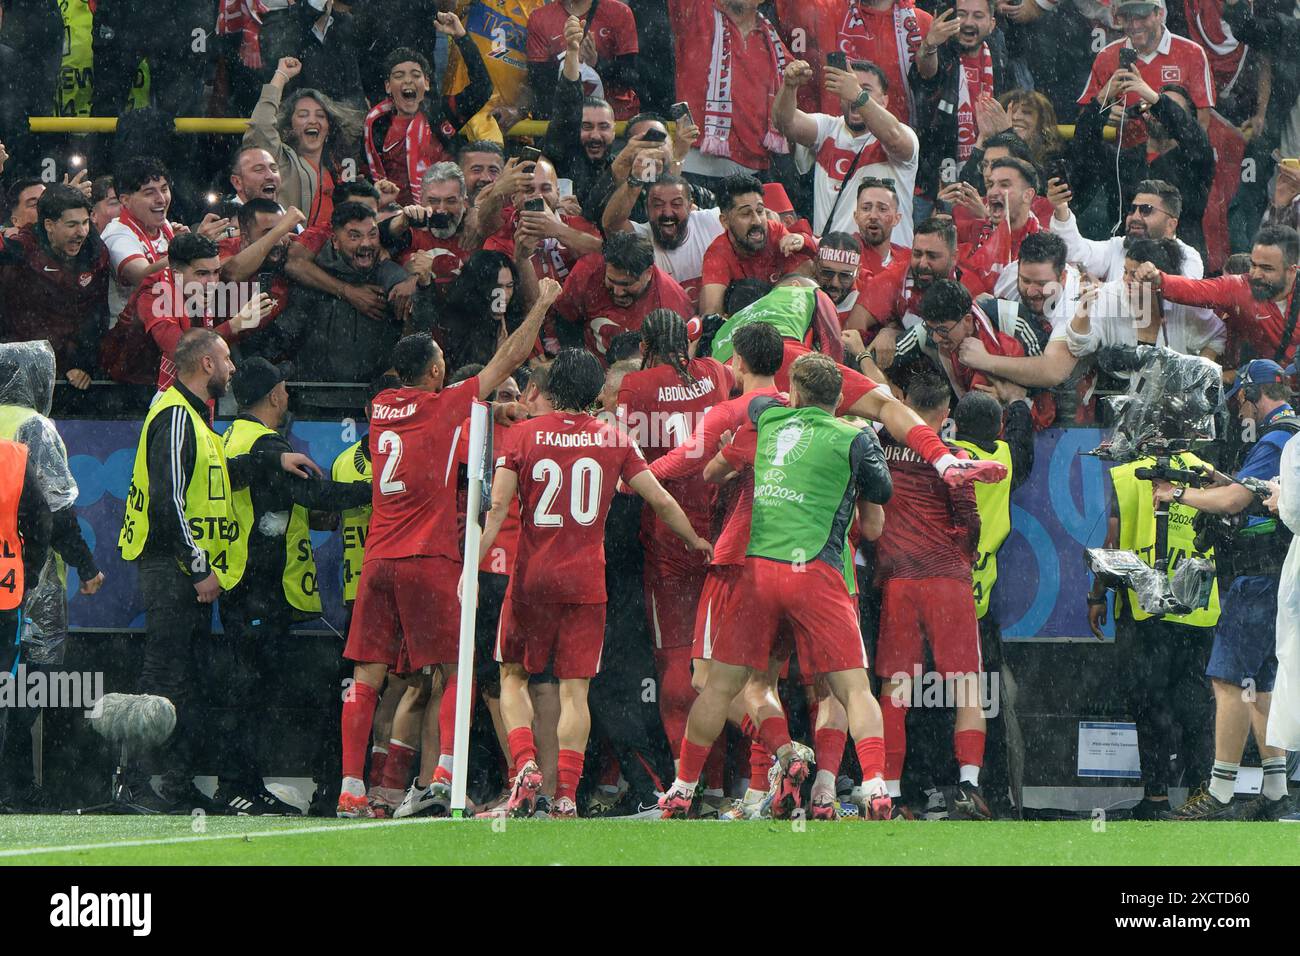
[478,276,562,398]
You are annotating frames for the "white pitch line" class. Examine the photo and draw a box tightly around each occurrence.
[0,815,460,859]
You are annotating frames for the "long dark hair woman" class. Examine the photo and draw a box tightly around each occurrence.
[437,250,527,372]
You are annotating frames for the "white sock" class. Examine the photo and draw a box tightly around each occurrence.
[672,777,697,796]
[1209,761,1238,803]
[1262,757,1288,800]
[885,778,902,798]
[342,776,365,797]
[743,787,765,803]
[438,753,454,772]
[703,787,724,799]
[863,774,887,797]
[959,764,981,786]
[813,769,836,794]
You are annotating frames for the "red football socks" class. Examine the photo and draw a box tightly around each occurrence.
[677,738,712,786]
[380,740,416,790]
[749,739,772,787]
[757,716,792,756]
[881,699,908,781]
[439,674,476,759]
[341,681,380,780]
[905,424,950,467]
[815,727,848,779]
[855,736,886,782]
[556,749,585,802]
[367,746,387,789]
[507,727,537,771]
[704,739,725,791]
[954,729,986,769]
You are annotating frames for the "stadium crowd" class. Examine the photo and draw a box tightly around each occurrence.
[0,0,1298,822]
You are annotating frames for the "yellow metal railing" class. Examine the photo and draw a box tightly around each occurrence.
[30,116,1110,140]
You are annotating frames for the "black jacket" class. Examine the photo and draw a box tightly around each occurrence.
[956,397,1036,494]
[908,34,1013,198]
[544,75,614,212]
[1225,0,1300,156]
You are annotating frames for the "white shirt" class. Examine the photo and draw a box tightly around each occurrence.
[101,217,170,324]
[994,261,1084,329]
[1049,209,1204,282]
[793,113,918,244]
[631,207,725,308]
[1051,279,1226,388]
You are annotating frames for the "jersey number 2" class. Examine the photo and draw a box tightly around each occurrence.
[377,430,407,496]
[532,457,601,527]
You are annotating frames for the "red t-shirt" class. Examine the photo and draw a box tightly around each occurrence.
[456,417,521,575]
[670,0,790,171]
[1079,32,1214,147]
[364,378,482,562]
[701,220,817,290]
[772,0,929,123]
[552,253,695,361]
[855,240,909,288]
[397,228,473,288]
[527,0,641,119]
[293,223,332,255]
[216,235,290,325]
[1160,272,1299,365]
[499,410,649,604]
[857,256,988,327]
[874,435,979,582]
[775,338,877,414]
[482,206,602,284]
[617,357,734,574]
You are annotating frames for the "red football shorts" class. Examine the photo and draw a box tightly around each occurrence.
[647,568,707,651]
[875,576,982,679]
[710,557,868,675]
[345,556,462,671]
[495,593,607,679]
[692,564,743,661]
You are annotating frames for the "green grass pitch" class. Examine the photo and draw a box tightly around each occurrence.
[0,815,1296,865]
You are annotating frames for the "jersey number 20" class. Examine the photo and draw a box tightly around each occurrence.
[532,456,602,527]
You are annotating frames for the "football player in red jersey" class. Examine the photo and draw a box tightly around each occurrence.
[615,310,733,800]
[480,349,713,817]
[335,277,561,818]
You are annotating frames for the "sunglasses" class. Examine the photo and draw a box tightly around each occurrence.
[1127,202,1170,217]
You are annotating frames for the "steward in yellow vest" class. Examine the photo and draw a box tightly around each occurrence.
[0,437,52,687]
[116,330,324,814]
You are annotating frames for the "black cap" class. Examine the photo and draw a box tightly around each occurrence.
[232,358,292,408]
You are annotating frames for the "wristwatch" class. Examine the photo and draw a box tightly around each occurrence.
[852,89,872,111]
[1172,486,1186,502]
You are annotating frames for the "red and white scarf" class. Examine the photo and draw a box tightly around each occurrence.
[699,7,790,159]
[116,207,175,286]
[216,0,269,70]
[963,209,1042,281]
[842,0,923,118]
[364,99,438,197]
[956,43,995,162]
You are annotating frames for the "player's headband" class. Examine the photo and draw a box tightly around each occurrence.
[820,248,861,267]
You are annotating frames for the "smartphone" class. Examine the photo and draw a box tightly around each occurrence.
[669,101,693,128]
[257,271,276,297]
[1118,47,1139,70]
[523,197,546,212]
[1047,159,1070,189]
[640,127,668,143]
[519,146,542,170]
[827,51,848,72]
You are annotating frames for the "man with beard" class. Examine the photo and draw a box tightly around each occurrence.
[118,328,321,814]
[543,15,619,210]
[772,57,920,239]
[458,141,505,205]
[910,0,1011,202]
[699,175,817,318]
[1135,225,1300,366]
[552,231,693,361]
[604,175,725,309]
[229,146,283,208]
[847,216,987,367]
[218,200,307,334]
[125,234,274,402]
[1049,177,1203,280]
[0,186,109,389]
[386,163,477,293]
[816,232,866,323]
[853,177,908,280]
[248,203,412,383]
[955,157,1043,286]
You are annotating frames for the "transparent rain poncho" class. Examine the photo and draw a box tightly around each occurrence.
[1267,433,1300,750]
[0,341,80,664]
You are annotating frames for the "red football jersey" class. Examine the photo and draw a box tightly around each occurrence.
[527,0,641,119]
[396,229,472,287]
[500,410,649,604]
[553,253,695,361]
[365,377,481,562]
[776,339,877,413]
[482,206,602,284]
[710,385,785,566]
[701,220,817,290]
[617,357,734,574]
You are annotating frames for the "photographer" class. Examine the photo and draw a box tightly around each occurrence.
[1150,360,1298,821]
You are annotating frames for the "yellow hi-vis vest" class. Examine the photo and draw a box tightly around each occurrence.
[1110,453,1221,626]
[221,418,321,614]
[119,387,244,588]
[951,438,1014,619]
[331,440,372,604]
